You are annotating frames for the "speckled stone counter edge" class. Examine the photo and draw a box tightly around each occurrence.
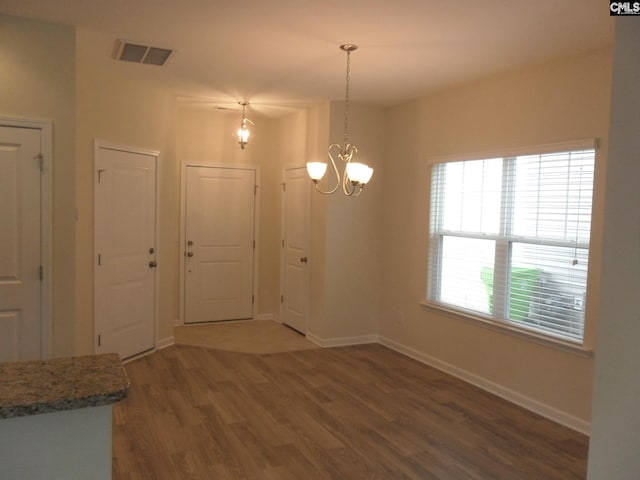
[0,353,130,419]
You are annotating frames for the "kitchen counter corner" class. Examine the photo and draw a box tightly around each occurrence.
[0,353,130,419]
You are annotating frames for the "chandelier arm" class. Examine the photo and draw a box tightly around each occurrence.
[313,144,342,195]
[351,185,364,197]
[341,143,358,195]
[343,176,364,197]
[342,160,355,196]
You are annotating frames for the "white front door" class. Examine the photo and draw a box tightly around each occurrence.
[0,126,42,362]
[184,166,256,324]
[280,167,310,334]
[94,144,157,359]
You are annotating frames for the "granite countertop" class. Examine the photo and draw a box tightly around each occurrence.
[0,353,130,419]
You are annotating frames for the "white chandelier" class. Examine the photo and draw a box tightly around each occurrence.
[307,44,373,196]
[237,101,254,149]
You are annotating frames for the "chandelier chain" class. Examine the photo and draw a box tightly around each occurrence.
[343,49,351,143]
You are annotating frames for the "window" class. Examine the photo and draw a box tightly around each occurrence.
[427,143,596,343]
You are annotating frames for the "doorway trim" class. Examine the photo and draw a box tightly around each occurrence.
[93,139,161,352]
[0,116,52,358]
[179,161,260,325]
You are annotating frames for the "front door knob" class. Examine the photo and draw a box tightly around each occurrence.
[149,260,158,268]
[300,257,308,263]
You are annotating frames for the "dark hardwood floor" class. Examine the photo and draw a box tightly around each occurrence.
[113,344,588,479]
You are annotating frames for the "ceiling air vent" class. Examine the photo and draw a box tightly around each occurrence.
[114,40,174,66]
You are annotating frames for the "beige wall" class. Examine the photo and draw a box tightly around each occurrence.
[307,103,331,338]
[320,102,385,340]
[75,28,178,353]
[588,21,640,478]
[381,47,613,426]
[0,15,76,357]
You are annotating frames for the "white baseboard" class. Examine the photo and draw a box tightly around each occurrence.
[156,336,175,350]
[173,315,278,326]
[123,348,155,364]
[305,331,323,347]
[378,336,590,435]
[254,313,277,322]
[306,332,379,348]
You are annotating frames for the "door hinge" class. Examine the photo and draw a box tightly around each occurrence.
[282,182,286,192]
[253,240,256,250]
[254,185,258,195]
[98,253,102,266]
[39,265,43,281]
[98,334,101,347]
[252,295,255,304]
[280,295,284,304]
[36,154,44,172]
[97,169,106,183]
[282,239,284,248]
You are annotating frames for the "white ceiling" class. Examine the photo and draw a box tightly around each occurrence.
[0,0,614,114]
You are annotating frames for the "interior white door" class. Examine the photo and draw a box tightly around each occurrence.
[0,126,42,362]
[94,145,157,359]
[280,167,310,334]
[184,166,255,323]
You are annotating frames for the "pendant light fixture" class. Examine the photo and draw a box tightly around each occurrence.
[237,101,254,149]
[307,44,373,196]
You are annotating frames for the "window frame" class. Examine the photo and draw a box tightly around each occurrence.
[424,140,598,352]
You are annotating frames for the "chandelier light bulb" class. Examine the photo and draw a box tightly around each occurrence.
[360,166,374,185]
[346,162,367,184]
[307,162,328,181]
[346,163,374,185]
[238,122,250,143]
[237,101,253,150]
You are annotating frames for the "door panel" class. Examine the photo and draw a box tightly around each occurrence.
[281,167,310,334]
[185,166,255,323]
[95,146,156,359]
[0,126,41,362]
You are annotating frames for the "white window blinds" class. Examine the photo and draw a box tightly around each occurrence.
[428,145,595,342]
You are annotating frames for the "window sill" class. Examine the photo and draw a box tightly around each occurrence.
[419,300,594,358]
